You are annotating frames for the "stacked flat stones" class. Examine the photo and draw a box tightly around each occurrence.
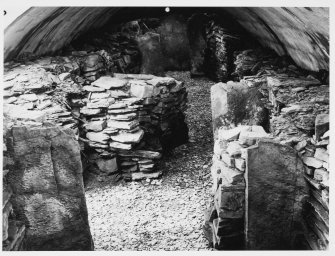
[297,114,329,250]
[205,125,270,249]
[79,74,187,181]
[3,61,79,132]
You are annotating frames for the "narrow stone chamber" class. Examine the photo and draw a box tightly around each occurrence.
[206,50,329,250]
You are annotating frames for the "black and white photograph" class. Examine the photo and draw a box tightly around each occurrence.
[1,0,332,252]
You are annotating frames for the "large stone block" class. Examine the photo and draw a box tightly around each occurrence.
[7,126,94,250]
[245,140,308,249]
[211,82,267,140]
[136,32,166,75]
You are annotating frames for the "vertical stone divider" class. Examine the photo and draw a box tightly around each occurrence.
[6,125,94,250]
[245,140,309,249]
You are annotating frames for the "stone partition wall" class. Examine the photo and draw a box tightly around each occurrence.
[77,73,188,181]
[5,125,94,250]
[206,81,269,249]
[245,140,308,249]
[207,47,330,249]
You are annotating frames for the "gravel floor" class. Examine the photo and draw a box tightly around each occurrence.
[85,71,215,250]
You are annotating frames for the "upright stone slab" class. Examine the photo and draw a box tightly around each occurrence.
[211,82,251,140]
[7,126,94,250]
[245,140,308,249]
[211,82,269,140]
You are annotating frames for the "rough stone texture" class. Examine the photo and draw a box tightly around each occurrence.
[245,140,308,250]
[136,32,165,75]
[157,14,191,71]
[187,13,208,76]
[211,82,268,140]
[7,125,94,250]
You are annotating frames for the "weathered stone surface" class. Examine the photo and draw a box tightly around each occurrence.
[80,107,102,116]
[96,158,118,174]
[213,156,243,185]
[314,168,329,187]
[239,126,269,146]
[107,108,136,114]
[86,120,107,132]
[107,120,139,130]
[4,105,45,122]
[90,92,111,99]
[91,76,127,90]
[109,90,129,98]
[295,140,307,152]
[109,113,137,121]
[314,148,328,163]
[86,131,109,144]
[214,184,245,219]
[118,150,162,159]
[226,141,243,157]
[83,85,106,92]
[108,102,127,109]
[245,140,308,249]
[302,156,323,169]
[7,126,94,250]
[234,158,246,172]
[110,129,144,144]
[136,32,165,75]
[315,114,329,141]
[221,153,235,168]
[110,141,133,150]
[59,72,71,81]
[130,82,154,99]
[114,73,155,80]
[213,139,227,157]
[19,93,38,102]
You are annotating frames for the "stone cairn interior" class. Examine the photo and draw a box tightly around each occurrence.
[2,7,329,251]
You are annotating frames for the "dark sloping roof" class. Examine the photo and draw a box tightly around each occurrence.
[4,7,329,71]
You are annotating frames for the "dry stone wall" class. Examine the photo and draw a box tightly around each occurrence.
[206,48,329,250]
[78,73,188,181]
[235,49,329,249]
[3,50,188,183]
